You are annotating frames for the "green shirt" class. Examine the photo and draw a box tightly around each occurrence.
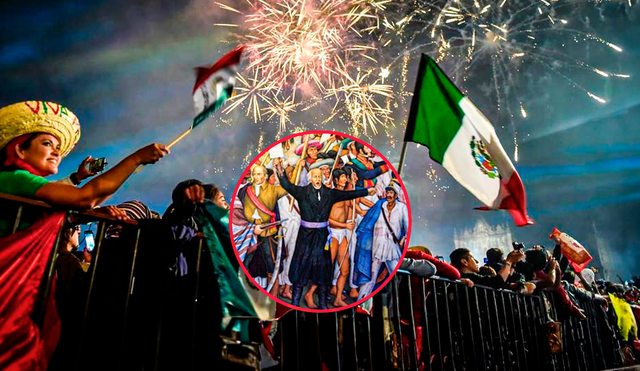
[0,169,49,197]
[0,170,50,236]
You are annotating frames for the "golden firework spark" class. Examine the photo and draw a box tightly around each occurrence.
[216,0,395,135]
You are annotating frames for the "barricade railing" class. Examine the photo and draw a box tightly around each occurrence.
[0,193,210,371]
[274,272,624,371]
[0,193,626,370]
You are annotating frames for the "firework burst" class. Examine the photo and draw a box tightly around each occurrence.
[216,0,396,135]
[397,0,629,160]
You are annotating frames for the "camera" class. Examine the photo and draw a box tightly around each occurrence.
[89,157,108,173]
[512,242,525,251]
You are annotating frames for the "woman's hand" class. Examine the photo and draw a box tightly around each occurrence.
[76,156,98,181]
[134,143,169,165]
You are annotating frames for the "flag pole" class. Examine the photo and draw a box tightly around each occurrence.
[133,126,193,173]
[397,140,409,176]
[167,126,193,150]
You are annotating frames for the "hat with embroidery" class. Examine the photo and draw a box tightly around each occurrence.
[0,101,81,157]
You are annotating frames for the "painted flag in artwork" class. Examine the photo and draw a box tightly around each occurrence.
[404,54,533,226]
[192,46,243,128]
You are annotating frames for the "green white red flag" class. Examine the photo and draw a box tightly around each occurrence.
[404,54,533,226]
[192,46,243,128]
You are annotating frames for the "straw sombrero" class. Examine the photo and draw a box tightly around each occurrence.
[0,101,81,157]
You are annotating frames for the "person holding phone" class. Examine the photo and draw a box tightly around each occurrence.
[49,224,89,368]
[0,101,169,237]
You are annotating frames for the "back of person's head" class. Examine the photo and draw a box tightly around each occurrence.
[409,246,432,256]
[117,200,153,220]
[479,266,497,277]
[563,270,576,283]
[450,248,471,270]
[486,248,504,263]
[203,184,219,200]
[525,249,547,271]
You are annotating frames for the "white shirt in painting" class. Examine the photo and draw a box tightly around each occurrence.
[372,200,408,262]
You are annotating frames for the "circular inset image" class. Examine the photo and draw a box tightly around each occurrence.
[230,131,411,312]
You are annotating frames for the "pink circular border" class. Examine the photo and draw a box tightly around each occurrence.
[229,130,412,313]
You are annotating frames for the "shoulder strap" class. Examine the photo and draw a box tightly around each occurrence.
[247,185,276,224]
[381,206,400,244]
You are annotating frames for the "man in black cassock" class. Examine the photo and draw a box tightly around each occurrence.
[275,159,375,309]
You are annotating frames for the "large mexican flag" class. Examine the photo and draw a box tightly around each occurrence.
[404,54,533,226]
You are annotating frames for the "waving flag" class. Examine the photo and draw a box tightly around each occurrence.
[192,46,243,127]
[404,54,533,226]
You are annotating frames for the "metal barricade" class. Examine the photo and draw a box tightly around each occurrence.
[274,272,625,371]
[1,193,627,371]
[1,193,211,371]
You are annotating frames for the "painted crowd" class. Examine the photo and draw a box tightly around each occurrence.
[232,134,409,309]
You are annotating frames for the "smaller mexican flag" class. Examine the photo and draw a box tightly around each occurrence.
[192,46,243,128]
[404,54,533,226]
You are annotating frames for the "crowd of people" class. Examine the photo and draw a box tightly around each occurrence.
[0,101,249,370]
[398,239,640,365]
[232,134,409,310]
[1,101,638,369]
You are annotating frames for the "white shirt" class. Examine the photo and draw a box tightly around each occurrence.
[372,201,408,261]
[251,182,264,220]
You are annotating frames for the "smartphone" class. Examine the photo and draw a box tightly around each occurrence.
[84,231,95,252]
[89,157,108,173]
[512,242,525,251]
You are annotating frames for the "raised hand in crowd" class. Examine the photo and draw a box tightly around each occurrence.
[133,143,169,165]
[182,183,206,205]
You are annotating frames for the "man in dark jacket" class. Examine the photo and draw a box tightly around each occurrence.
[275,159,375,308]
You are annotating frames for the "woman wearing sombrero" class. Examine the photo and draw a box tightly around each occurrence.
[0,101,168,236]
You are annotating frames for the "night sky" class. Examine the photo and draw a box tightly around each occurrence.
[1,0,638,279]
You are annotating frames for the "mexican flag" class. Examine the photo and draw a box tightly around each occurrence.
[404,54,533,226]
[192,46,243,128]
